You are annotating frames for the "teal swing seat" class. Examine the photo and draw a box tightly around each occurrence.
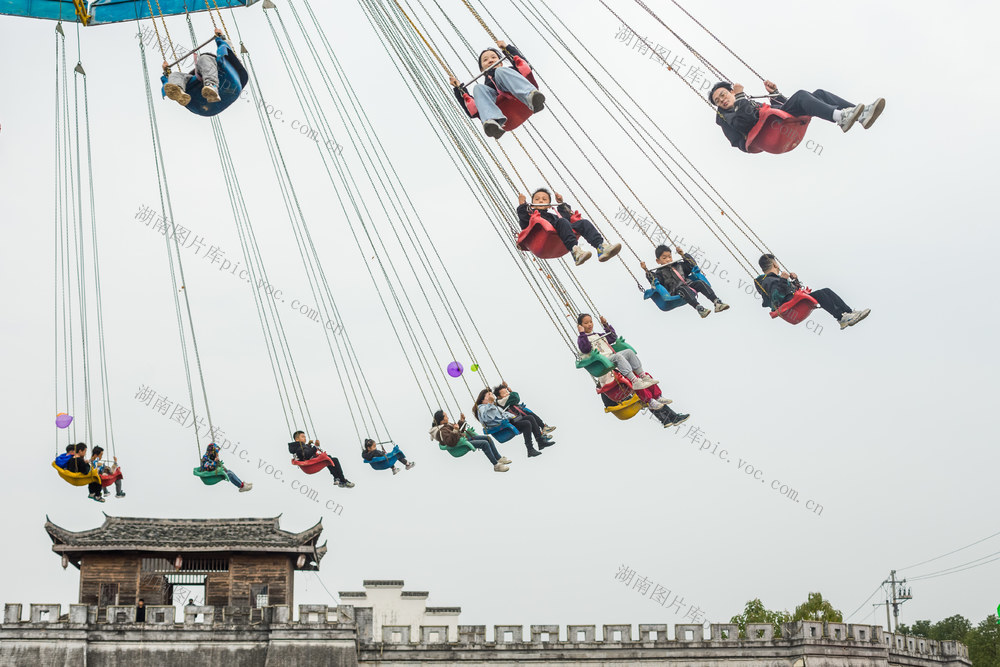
[192,466,228,485]
[575,336,638,378]
[440,437,476,458]
[364,445,403,471]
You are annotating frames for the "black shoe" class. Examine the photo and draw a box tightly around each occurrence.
[670,413,691,426]
[538,440,555,450]
[527,449,542,458]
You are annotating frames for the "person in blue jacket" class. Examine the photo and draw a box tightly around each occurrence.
[162,29,229,107]
[473,388,549,458]
[54,444,75,469]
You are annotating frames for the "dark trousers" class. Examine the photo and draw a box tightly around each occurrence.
[778,89,855,123]
[651,405,680,426]
[324,456,347,482]
[87,481,102,496]
[675,279,719,309]
[554,216,603,251]
[810,287,851,320]
[510,416,544,450]
[468,435,500,465]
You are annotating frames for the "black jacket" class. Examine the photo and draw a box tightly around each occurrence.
[288,441,319,461]
[761,273,797,309]
[516,201,573,231]
[715,90,788,152]
[453,44,527,119]
[362,448,386,462]
[644,253,699,292]
[65,456,92,474]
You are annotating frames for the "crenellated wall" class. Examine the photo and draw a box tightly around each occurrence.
[1,603,971,666]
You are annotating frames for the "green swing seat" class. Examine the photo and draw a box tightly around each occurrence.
[575,337,638,378]
[439,436,476,458]
[192,466,229,485]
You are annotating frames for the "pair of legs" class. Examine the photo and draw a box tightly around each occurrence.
[509,415,546,456]
[322,456,353,486]
[779,89,853,123]
[649,403,691,428]
[101,477,125,497]
[672,279,725,312]
[553,215,603,251]
[86,481,103,501]
[472,67,539,125]
[610,349,656,388]
[808,288,870,328]
[165,54,220,105]
[467,435,501,464]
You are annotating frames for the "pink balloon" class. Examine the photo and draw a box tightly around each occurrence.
[55,413,73,429]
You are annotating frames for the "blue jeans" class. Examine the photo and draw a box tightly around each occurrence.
[472,67,537,125]
[226,469,243,488]
[778,89,854,123]
[468,435,501,465]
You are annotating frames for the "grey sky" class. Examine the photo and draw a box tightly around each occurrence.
[1,0,997,633]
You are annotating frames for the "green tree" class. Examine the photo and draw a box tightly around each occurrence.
[898,619,933,637]
[730,598,791,638]
[965,615,1000,667]
[791,592,843,623]
[929,614,973,641]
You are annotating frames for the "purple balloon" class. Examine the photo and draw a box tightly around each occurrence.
[55,413,73,429]
[447,361,464,378]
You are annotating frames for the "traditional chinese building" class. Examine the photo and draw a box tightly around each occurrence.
[44,514,326,619]
[0,516,973,666]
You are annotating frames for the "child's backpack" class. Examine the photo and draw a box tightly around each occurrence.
[54,453,72,469]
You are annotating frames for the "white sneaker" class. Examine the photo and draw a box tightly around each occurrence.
[839,313,852,330]
[631,377,654,390]
[392,466,400,475]
[483,119,505,139]
[858,98,885,129]
[163,83,191,106]
[239,482,253,493]
[498,457,512,464]
[542,426,556,434]
[342,480,356,488]
[202,84,221,103]
[597,242,622,262]
[698,306,711,319]
[714,301,730,313]
[848,308,871,327]
[837,104,865,133]
[571,245,592,266]
[493,463,510,472]
[648,399,665,411]
[405,461,416,470]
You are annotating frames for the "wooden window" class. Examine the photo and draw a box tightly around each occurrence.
[250,584,269,609]
[99,583,119,607]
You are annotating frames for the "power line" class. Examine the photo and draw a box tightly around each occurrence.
[908,549,1000,582]
[898,528,1000,572]
[846,582,885,621]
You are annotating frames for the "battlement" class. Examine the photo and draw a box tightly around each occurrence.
[2,602,970,666]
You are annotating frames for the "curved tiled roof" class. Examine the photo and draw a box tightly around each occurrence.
[44,515,326,563]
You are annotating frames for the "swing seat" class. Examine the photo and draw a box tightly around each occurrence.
[597,371,633,404]
[52,461,100,487]
[605,395,642,420]
[516,210,575,259]
[440,437,476,458]
[192,467,228,485]
[484,419,519,443]
[364,445,403,471]
[642,268,711,312]
[771,289,820,325]
[100,468,123,488]
[576,351,616,378]
[462,57,539,133]
[610,336,637,355]
[291,452,334,475]
[178,40,249,118]
[745,104,811,155]
[635,375,662,403]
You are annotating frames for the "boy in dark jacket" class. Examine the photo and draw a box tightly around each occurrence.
[517,188,621,265]
[641,245,728,318]
[709,80,885,152]
[289,431,354,488]
[65,443,104,502]
[758,254,870,330]
[449,40,545,139]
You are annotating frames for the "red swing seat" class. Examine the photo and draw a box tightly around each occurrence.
[597,371,633,404]
[100,468,123,488]
[291,451,334,475]
[461,57,539,132]
[771,289,820,325]
[745,104,811,155]
[516,209,578,259]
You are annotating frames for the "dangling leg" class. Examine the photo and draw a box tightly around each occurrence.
[87,481,105,502]
[114,478,125,498]
[492,66,545,113]
[197,54,221,103]
[612,350,659,390]
[810,287,869,329]
[511,417,541,457]
[571,217,621,261]
[327,457,355,488]
[396,449,416,471]
[472,83,507,138]
[673,283,710,318]
[164,70,193,106]
[226,469,252,492]
[552,216,591,265]
[690,279,729,313]
[779,89,864,132]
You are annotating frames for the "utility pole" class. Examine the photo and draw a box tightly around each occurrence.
[880,570,913,632]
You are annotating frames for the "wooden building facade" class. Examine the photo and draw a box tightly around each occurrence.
[44,515,327,614]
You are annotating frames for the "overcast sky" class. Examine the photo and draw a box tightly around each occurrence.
[1,0,997,635]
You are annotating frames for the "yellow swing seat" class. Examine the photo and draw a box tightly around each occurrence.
[604,395,643,421]
[52,460,100,486]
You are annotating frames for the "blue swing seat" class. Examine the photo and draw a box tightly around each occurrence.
[364,445,403,471]
[484,420,519,443]
[170,38,248,118]
[643,267,711,312]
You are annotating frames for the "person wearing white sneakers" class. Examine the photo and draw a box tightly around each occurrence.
[362,438,415,475]
[710,80,885,152]
[161,29,229,107]
[641,244,729,319]
[577,313,660,390]
[430,410,511,472]
[517,189,622,266]
[758,254,870,330]
[200,443,252,493]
